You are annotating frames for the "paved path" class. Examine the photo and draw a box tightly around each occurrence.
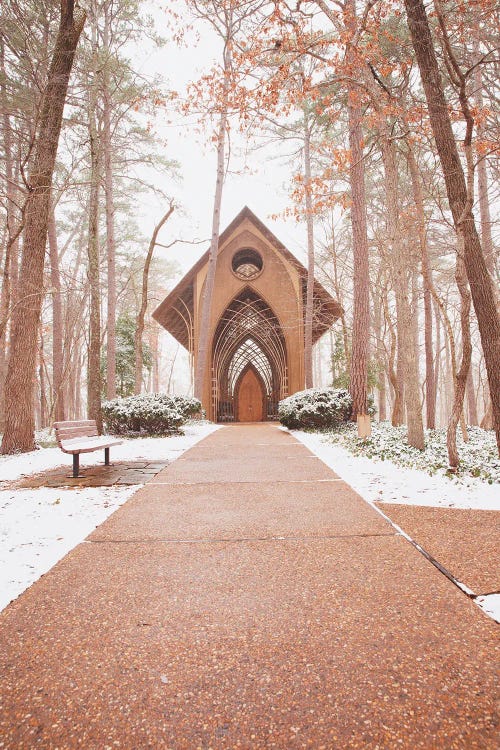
[0,424,498,749]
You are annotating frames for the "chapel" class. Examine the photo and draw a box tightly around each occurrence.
[153,206,342,422]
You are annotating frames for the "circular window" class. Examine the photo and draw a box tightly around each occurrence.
[231,248,263,281]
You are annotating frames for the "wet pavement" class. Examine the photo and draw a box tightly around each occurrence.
[0,423,498,749]
[8,460,170,489]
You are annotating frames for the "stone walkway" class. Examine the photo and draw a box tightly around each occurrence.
[0,424,498,749]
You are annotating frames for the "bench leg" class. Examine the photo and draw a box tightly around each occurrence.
[73,454,80,478]
[104,447,110,466]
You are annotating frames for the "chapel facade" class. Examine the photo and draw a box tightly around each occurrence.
[153,207,342,422]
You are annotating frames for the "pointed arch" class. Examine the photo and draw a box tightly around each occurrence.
[212,288,288,422]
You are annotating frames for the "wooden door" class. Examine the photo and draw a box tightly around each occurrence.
[237,368,264,422]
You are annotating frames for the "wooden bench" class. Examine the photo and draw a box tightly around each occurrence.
[53,420,123,478]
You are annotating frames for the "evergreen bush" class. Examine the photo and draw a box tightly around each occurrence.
[278,387,375,430]
[102,393,201,435]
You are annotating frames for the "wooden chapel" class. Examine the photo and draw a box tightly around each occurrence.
[153,207,342,422]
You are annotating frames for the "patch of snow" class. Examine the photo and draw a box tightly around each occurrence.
[475,594,500,624]
[0,423,219,613]
[0,485,138,612]
[292,430,500,511]
[0,422,218,484]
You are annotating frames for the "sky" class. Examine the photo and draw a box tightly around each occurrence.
[131,2,310,277]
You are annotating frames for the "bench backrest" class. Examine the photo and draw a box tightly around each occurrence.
[53,420,99,447]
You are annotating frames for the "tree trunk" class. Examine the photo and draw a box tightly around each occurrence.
[48,208,65,422]
[406,144,436,428]
[1,3,86,454]
[446,247,472,468]
[134,204,175,394]
[347,90,370,417]
[466,367,478,426]
[303,119,315,389]
[193,46,231,404]
[404,0,500,453]
[381,135,425,448]
[38,324,49,429]
[382,285,402,425]
[86,21,102,432]
[103,4,117,400]
[434,298,441,426]
[473,44,496,281]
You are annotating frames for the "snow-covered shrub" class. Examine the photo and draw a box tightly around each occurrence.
[278,387,375,430]
[102,393,201,435]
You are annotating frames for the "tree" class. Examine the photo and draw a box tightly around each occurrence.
[1,1,86,454]
[134,202,175,394]
[403,0,500,453]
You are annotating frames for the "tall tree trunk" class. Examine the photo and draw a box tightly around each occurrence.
[434,298,441,425]
[38,324,49,429]
[303,118,315,389]
[473,43,496,281]
[193,45,231,404]
[382,285,402,425]
[86,20,102,432]
[372,284,386,421]
[151,325,160,392]
[381,135,425,448]
[103,3,117,400]
[48,208,65,421]
[134,204,175,394]
[466,367,478,426]
[406,144,436,428]
[446,247,472,468]
[1,3,86,454]
[0,39,22,431]
[347,89,369,417]
[330,224,350,370]
[404,0,500,452]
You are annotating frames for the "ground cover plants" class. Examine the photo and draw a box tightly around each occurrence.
[320,421,499,484]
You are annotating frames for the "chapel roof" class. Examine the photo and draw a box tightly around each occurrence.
[152,206,342,349]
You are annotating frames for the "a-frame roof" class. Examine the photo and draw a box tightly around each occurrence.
[152,206,342,349]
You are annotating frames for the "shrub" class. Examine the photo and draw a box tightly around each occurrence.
[278,387,375,430]
[102,393,201,436]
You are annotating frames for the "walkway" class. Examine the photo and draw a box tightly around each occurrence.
[0,424,498,749]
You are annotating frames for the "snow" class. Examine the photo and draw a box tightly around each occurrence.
[476,594,500,624]
[292,430,500,511]
[0,423,218,613]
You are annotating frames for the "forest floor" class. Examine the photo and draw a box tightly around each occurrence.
[0,420,498,622]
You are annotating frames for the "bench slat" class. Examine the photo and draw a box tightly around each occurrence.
[56,427,99,440]
[59,437,123,455]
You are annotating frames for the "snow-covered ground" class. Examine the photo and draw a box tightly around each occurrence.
[293,429,500,624]
[0,423,218,613]
[292,430,500,511]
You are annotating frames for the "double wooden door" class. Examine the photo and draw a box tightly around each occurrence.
[237,368,264,422]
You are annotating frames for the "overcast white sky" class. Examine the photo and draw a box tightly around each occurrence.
[131,2,309,277]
